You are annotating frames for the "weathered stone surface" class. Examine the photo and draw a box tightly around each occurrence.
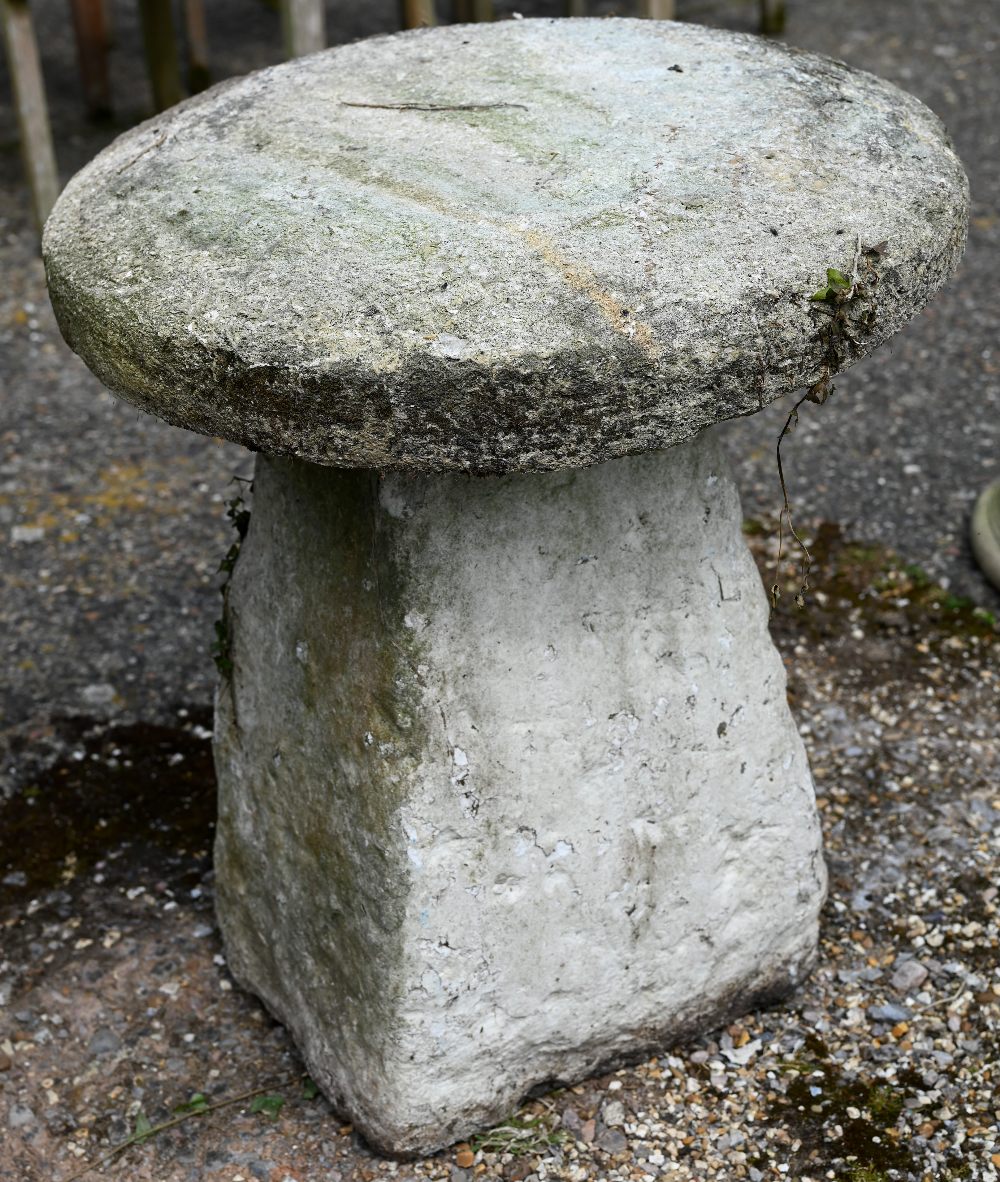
[43,19,966,474]
[213,428,826,1155]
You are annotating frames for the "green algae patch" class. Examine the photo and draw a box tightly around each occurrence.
[212,457,432,1101]
[759,518,999,646]
[768,1051,916,1176]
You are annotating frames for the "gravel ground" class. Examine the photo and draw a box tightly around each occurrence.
[2,1,999,1180]
[2,532,997,1182]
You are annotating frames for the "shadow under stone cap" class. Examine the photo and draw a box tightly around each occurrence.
[43,18,968,474]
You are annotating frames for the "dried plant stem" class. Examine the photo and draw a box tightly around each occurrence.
[915,981,967,1015]
[62,1075,302,1182]
[772,240,876,611]
[772,390,815,610]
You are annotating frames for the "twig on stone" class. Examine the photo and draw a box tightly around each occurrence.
[341,100,527,112]
[116,131,168,174]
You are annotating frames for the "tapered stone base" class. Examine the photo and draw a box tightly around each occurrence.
[213,428,826,1157]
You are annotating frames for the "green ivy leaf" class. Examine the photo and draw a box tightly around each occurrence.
[250,1094,285,1119]
[174,1092,209,1115]
[811,265,853,302]
[302,1078,320,1101]
[132,1111,153,1144]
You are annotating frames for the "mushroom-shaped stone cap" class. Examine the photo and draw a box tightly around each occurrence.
[44,18,967,474]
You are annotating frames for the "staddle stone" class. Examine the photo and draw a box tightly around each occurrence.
[41,16,968,1159]
[43,18,967,474]
[213,432,825,1156]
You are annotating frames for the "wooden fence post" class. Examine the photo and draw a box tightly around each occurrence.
[68,0,111,117]
[759,0,786,35]
[184,0,211,90]
[281,0,325,58]
[138,0,183,111]
[401,0,435,29]
[454,0,492,19]
[1,0,59,230]
[639,0,676,18]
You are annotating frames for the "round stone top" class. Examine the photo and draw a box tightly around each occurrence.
[44,18,967,474]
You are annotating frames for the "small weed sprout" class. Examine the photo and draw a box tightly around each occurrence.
[470,1112,567,1156]
[772,238,886,610]
[249,1093,286,1118]
[63,1077,304,1182]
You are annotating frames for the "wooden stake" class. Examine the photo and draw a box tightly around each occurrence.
[454,0,492,19]
[280,0,325,58]
[101,0,113,46]
[184,0,211,91]
[401,0,436,29]
[1,0,59,230]
[138,0,183,111]
[639,0,676,18]
[759,0,786,35]
[68,0,111,116]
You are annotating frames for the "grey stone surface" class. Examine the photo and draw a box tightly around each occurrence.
[86,1025,122,1057]
[868,1003,911,1024]
[6,1105,36,1130]
[213,428,826,1155]
[601,1099,627,1128]
[43,18,967,474]
[890,958,929,995]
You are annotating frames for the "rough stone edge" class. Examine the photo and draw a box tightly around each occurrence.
[219,924,817,1159]
[41,21,970,474]
[42,212,968,475]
